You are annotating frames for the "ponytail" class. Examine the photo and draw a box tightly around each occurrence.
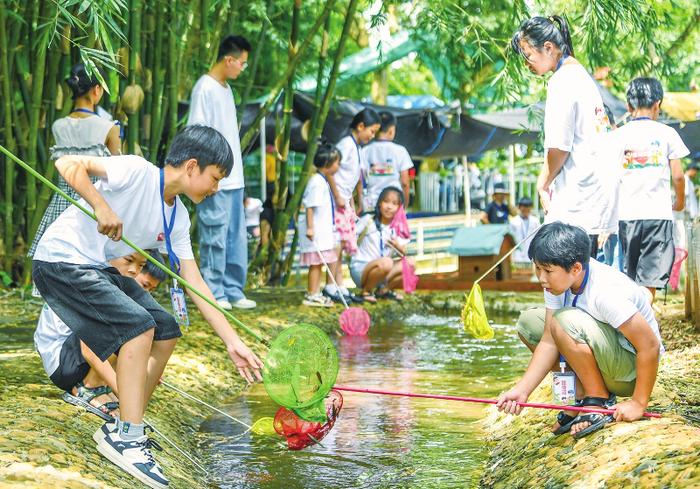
[511,15,574,58]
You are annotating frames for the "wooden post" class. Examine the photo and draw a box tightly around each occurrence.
[260,116,266,201]
[509,145,516,207]
[462,156,471,226]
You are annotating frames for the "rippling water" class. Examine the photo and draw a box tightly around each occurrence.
[200,311,531,489]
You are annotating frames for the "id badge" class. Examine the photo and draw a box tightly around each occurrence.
[552,372,577,404]
[170,281,189,327]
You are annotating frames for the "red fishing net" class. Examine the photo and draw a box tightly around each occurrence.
[339,307,371,336]
[273,390,343,450]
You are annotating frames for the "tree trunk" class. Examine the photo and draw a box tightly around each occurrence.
[239,0,336,150]
[0,0,16,273]
[149,2,166,159]
[238,0,273,121]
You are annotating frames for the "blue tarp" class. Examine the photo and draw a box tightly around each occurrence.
[448,224,513,256]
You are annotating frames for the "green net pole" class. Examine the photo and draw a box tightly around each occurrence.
[0,144,267,346]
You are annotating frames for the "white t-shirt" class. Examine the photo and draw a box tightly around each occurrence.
[34,304,72,377]
[361,140,413,209]
[351,215,409,265]
[544,259,664,354]
[334,135,363,202]
[244,197,263,227]
[187,74,244,190]
[544,63,614,234]
[611,119,690,221]
[34,155,194,265]
[509,215,541,263]
[298,173,336,253]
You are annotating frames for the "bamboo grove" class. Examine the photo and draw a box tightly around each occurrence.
[0,0,697,286]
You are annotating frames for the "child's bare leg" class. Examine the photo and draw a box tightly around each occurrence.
[117,328,154,424]
[144,338,177,403]
[646,286,656,300]
[361,258,393,293]
[550,316,609,435]
[386,261,403,289]
[334,246,345,288]
[308,264,322,294]
[326,247,342,289]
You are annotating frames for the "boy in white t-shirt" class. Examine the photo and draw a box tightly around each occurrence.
[509,197,540,264]
[32,125,263,489]
[361,111,413,210]
[35,250,164,422]
[498,222,662,440]
[612,78,689,299]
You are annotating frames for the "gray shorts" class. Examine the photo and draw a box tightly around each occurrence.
[33,261,181,361]
[619,219,674,289]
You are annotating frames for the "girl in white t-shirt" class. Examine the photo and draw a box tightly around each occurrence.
[350,187,409,303]
[324,108,381,302]
[299,142,341,307]
[511,16,614,254]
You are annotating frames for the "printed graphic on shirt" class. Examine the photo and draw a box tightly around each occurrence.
[368,159,396,177]
[594,106,612,134]
[622,141,663,169]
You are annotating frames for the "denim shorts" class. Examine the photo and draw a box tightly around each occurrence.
[349,260,369,288]
[49,333,90,392]
[33,261,181,361]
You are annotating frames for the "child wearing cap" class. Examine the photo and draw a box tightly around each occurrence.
[480,182,515,224]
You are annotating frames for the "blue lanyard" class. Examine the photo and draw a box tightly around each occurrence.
[319,172,335,229]
[555,54,569,71]
[566,265,590,308]
[159,168,180,274]
[631,116,652,122]
[351,134,366,190]
[72,108,124,140]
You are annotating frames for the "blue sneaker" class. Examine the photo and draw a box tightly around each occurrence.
[94,423,169,488]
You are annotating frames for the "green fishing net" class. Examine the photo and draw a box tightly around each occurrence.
[461,284,494,340]
[263,323,339,423]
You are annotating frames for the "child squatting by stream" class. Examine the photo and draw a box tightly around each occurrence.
[34,250,166,421]
[496,222,663,439]
[31,125,263,489]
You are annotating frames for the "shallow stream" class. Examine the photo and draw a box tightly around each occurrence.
[200,311,531,488]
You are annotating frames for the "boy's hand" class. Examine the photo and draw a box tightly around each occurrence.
[227,338,264,383]
[306,228,314,240]
[612,399,646,422]
[95,203,123,241]
[672,199,684,212]
[496,386,529,415]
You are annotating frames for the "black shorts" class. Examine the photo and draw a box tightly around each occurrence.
[619,220,674,289]
[49,333,90,392]
[33,261,181,361]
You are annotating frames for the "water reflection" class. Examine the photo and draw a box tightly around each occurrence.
[200,312,530,489]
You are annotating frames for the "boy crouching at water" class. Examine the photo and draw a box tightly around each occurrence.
[34,251,166,421]
[497,222,663,439]
[32,125,263,489]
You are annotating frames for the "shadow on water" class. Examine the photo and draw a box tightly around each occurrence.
[199,311,531,489]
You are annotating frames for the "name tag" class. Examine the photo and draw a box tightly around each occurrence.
[170,284,189,327]
[552,371,577,404]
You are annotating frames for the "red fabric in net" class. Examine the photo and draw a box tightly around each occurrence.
[670,247,688,291]
[273,390,343,450]
[339,307,371,336]
[389,205,411,239]
[401,256,419,294]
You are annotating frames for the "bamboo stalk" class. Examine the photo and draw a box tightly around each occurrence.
[238,0,273,115]
[239,0,336,150]
[127,0,142,154]
[166,0,180,147]
[148,0,166,159]
[0,0,16,273]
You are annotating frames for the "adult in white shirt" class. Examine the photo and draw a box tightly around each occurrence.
[361,111,413,210]
[188,35,256,310]
[512,16,615,256]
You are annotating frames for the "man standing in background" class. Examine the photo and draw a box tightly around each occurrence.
[188,35,256,309]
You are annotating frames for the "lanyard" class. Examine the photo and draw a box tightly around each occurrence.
[72,108,124,140]
[631,116,652,122]
[566,265,590,308]
[351,134,366,190]
[159,168,180,274]
[319,172,335,229]
[555,54,569,71]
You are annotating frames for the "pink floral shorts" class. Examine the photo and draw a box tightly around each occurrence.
[300,249,338,267]
[335,204,358,254]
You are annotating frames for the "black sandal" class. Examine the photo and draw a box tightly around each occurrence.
[375,289,404,301]
[62,383,119,422]
[553,395,616,435]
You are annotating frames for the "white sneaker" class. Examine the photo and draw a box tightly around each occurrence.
[94,424,169,489]
[303,293,333,308]
[232,298,256,309]
[217,300,233,310]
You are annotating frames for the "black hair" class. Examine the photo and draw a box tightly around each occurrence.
[66,62,104,99]
[528,222,590,271]
[350,108,381,130]
[217,35,252,61]
[511,15,574,59]
[517,197,533,207]
[603,104,616,127]
[165,125,234,176]
[374,186,404,228]
[378,111,397,133]
[142,250,167,283]
[313,139,341,169]
[626,77,664,110]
